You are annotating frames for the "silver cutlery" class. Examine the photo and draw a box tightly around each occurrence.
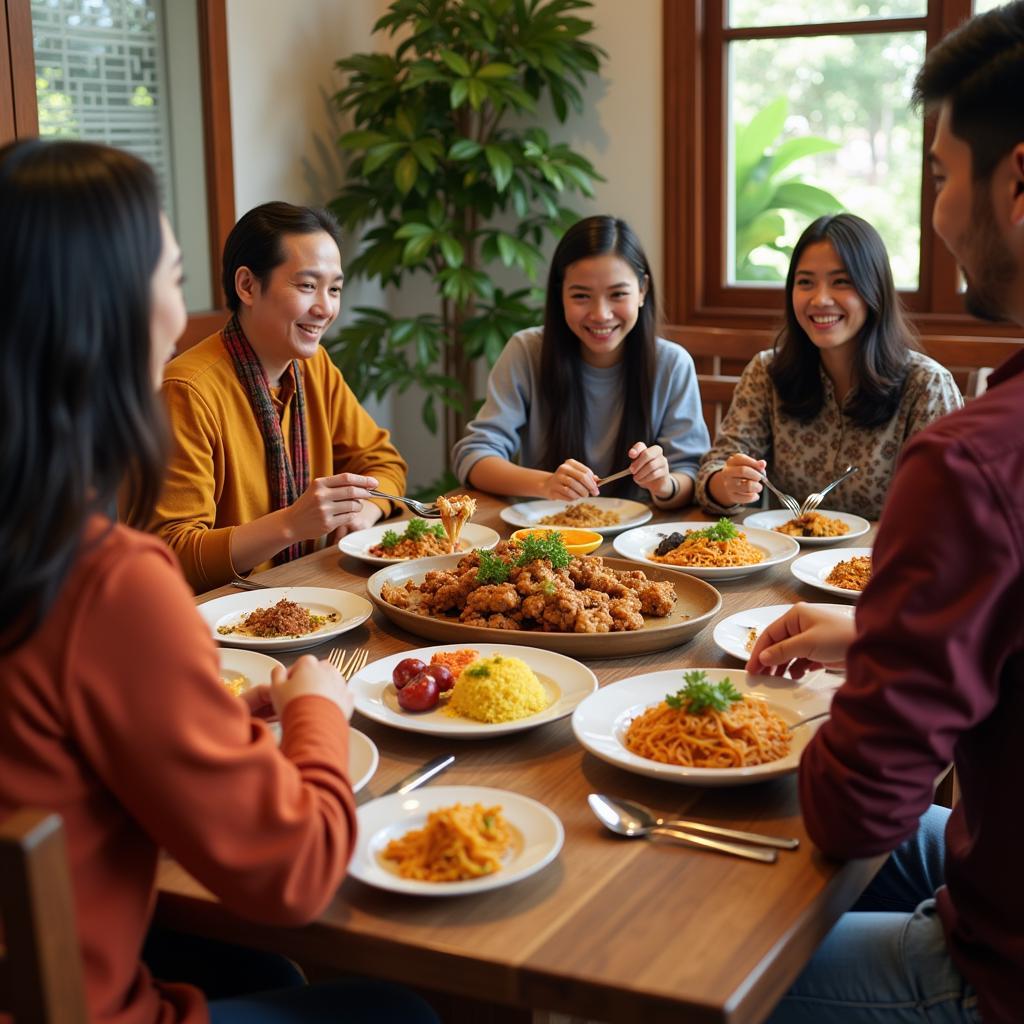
[589,794,798,851]
[788,710,831,731]
[798,466,859,517]
[381,754,455,796]
[229,577,267,591]
[758,473,801,519]
[366,489,442,519]
[588,794,780,863]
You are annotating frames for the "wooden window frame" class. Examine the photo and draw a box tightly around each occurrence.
[0,0,234,346]
[663,0,1020,340]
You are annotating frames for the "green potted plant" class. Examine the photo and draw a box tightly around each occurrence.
[327,0,605,482]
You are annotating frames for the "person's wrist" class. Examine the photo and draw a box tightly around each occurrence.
[652,474,679,505]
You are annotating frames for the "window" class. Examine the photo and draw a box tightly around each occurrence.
[1,0,234,345]
[664,0,1020,337]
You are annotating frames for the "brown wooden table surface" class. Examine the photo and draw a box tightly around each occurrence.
[156,493,882,1024]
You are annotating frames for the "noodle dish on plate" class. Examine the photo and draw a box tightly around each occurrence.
[790,547,873,600]
[349,785,564,896]
[348,642,598,738]
[197,587,373,652]
[338,520,500,566]
[743,509,870,547]
[612,520,799,581]
[499,496,652,536]
[571,668,827,785]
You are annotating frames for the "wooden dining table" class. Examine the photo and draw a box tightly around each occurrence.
[156,493,883,1024]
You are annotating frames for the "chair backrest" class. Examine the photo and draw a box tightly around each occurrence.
[661,325,1023,436]
[0,810,88,1023]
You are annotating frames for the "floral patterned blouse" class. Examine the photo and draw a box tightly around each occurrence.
[696,349,964,520]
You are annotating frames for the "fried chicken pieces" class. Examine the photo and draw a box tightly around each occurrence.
[380,542,677,633]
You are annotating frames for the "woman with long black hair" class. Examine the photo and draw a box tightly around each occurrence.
[452,215,709,508]
[697,214,962,520]
[0,139,435,1024]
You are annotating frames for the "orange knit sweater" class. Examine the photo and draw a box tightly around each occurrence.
[151,331,408,591]
[0,520,356,1023]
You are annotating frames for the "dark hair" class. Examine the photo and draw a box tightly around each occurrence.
[0,139,167,650]
[222,201,343,312]
[538,216,655,492]
[914,1,1024,182]
[769,213,918,428]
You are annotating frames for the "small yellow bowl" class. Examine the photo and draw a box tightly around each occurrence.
[510,526,603,556]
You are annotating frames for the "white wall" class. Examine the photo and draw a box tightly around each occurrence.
[225,0,662,488]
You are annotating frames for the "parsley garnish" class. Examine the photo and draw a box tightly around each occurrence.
[476,549,511,584]
[429,523,446,539]
[465,662,491,678]
[405,517,429,541]
[515,531,572,570]
[688,518,739,543]
[381,518,446,549]
[664,670,743,714]
[380,529,401,550]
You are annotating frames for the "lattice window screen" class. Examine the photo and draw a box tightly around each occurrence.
[32,0,175,219]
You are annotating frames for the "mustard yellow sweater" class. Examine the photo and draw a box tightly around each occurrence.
[151,330,407,591]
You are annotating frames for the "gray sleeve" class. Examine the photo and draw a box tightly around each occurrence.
[451,332,536,484]
[653,341,712,481]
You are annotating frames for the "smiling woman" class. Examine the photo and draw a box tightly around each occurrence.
[696,213,964,521]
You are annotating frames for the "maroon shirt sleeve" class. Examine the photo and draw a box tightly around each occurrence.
[798,426,1015,859]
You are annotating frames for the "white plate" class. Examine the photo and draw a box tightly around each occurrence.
[499,497,651,536]
[713,602,856,662]
[572,668,826,786]
[198,587,372,652]
[743,509,870,547]
[218,648,284,690]
[350,643,598,738]
[218,651,378,793]
[790,547,873,600]
[338,522,501,565]
[612,521,800,581]
[350,785,563,896]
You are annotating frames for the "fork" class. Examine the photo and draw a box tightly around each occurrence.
[798,466,859,516]
[758,473,801,519]
[327,647,369,679]
[366,489,442,519]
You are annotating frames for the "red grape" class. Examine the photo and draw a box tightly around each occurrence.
[424,663,454,693]
[397,672,440,712]
[392,657,427,690]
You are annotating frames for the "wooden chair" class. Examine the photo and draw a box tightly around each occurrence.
[0,810,88,1023]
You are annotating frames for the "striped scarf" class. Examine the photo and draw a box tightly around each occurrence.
[222,315,309,564]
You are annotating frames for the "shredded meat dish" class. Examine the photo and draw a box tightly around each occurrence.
[380,541,678,634]
[217,598,340,638]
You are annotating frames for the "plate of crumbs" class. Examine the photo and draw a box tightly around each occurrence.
[338,520,500,565]
[572,668,827,786]
[499,496,651,536]
[790,548,873,599]
[713,603,856,663]
[350,785,563,896]
[198,586,372,652]
[743,509,870,547]
[217,648,378,792]
[366,549,721,658]
[349,643,597,738]
[612,520,799,581]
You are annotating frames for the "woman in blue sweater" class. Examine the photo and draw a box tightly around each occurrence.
[452,215,709,508]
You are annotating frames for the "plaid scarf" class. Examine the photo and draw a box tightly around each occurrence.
[222,315,309,564]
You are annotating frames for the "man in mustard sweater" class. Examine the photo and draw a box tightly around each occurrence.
[152,202,407,592]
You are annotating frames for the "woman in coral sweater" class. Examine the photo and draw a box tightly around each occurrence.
[0,139,435,1023]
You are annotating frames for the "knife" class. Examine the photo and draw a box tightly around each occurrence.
[380,754,455,797]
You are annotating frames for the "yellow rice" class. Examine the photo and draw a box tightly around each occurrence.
[447,654,548,723]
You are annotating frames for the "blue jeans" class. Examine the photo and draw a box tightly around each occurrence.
[766,806,982,1023]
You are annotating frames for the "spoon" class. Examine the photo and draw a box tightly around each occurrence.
[588,795,783,863]
[789,710,830,731]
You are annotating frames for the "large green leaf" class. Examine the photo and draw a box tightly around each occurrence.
[735,98,787,191]
[771,181,843,218]
[768,136,841,178]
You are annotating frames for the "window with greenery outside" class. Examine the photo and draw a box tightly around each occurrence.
[327,0,605,487]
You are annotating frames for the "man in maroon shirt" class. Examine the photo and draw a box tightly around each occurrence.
[748,5,1024,1023]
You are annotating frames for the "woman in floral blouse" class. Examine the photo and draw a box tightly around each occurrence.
[696,214,963,520]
